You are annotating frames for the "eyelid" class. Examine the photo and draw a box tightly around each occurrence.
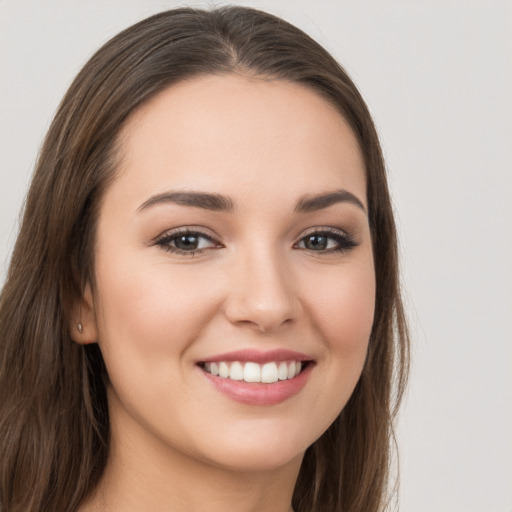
[152,225,220,244]
[151,225,358,256]
[296,226,352,244]
[294,226,359,253]
[152,226,223,256]
[299,226,348,237]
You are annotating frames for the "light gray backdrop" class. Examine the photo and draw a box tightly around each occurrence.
[1,1,511,511]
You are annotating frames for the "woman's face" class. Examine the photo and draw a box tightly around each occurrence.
[86,74,375,473]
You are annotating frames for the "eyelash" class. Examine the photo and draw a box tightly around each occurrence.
[154,228,220,256]
[154,227,358,257]
[294,227,358,254]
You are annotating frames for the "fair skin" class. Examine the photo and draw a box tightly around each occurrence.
[75,74,375,512]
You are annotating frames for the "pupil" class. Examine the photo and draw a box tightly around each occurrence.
[306,235,327,250]
[175,235,198,250]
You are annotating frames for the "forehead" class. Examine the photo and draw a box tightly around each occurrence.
[111,74,366,209]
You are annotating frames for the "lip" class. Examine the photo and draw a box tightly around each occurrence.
[197,350,315,406]
[198,349,312,364]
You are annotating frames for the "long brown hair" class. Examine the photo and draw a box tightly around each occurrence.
[0,6,409,512]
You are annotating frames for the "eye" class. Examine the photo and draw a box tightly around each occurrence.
[296,228,358,253]
[154,228,220,255]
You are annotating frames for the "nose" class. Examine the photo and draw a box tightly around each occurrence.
[223,247,302,333]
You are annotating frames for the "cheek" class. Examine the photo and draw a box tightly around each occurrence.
[93,249,220,370]
[310,260,375,360]
[92,252,226,429]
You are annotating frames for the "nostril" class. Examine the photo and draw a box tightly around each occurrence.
[222,271,302,333]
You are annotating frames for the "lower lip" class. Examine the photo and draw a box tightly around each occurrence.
[200,363,313,406]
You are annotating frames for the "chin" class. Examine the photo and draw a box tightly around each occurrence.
[188,421,318,474]
[203,443,305,474]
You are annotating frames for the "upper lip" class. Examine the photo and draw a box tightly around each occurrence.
[198,349,313,364]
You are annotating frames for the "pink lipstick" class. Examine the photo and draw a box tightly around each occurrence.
[197,349,314,406]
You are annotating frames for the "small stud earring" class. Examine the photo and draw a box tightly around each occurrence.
[77,322,83,333]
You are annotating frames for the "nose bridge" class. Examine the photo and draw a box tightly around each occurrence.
[224,241,300,332]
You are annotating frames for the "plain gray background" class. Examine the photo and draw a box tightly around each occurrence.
[1,1,511,511]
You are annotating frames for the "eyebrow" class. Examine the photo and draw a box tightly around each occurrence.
[137,189,366,214]
[137,191,235,213]
[294,190,366,214]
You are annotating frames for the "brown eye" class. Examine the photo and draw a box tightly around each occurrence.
[174,234,201,251]
[296,229,358,253]
[155,230,220,255]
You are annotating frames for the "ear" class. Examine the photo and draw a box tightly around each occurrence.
[70,283,99,345]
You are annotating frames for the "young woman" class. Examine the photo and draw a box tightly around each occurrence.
[0,6,409,512]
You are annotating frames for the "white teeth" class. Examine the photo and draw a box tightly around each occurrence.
[261,362,278,383]
[203,360,304,383]
[229,361,244,380]
[244,362,261,383]
[278,361,288,380]
[210,362,219,376]
[219,362,229,378]
[287,361,296,379]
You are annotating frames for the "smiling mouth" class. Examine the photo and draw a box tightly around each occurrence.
[198,360,310,384]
